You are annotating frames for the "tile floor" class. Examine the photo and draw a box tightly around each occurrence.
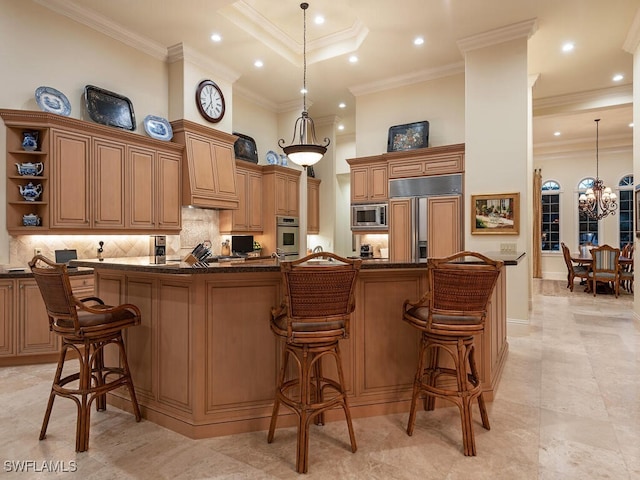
[1,279,639,479]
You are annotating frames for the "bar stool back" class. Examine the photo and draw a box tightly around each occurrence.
[267,251,361,473]
[402,251,502,456]
[28,255,142,452]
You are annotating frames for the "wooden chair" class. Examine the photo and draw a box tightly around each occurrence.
[402,251,502,456]
[588,245,620,297]
[267,252,361,473]
[561,242,589,291]
[28,255,142,452]
[620,243,634,293]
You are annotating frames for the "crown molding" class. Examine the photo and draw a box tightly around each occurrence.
[349,62,465,97]
[34,0,168,61]
[623,7,640,53]
[167,43,240,84]
[457,18,538,53]
[533,85,633,117]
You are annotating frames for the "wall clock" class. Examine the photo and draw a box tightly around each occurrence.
[196,79,225,123]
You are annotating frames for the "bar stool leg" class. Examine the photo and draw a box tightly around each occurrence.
[334,343,357,453]
[313,356,324,426]
[407,335,428,436]
[268,345,290,444]
[77,343,92,452]
[93,343,107,412]
[468,344,490,430]
[423,341,439,412]
[40,345,67,441]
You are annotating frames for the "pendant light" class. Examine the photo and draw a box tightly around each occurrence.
[279,2,330,168]
[578,119,617,220]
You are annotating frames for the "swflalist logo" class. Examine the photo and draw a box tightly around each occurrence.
[4,460,78,473]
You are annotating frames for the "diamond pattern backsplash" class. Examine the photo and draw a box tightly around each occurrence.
[6,207,224,267]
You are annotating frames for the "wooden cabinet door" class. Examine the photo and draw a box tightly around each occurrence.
[428,195,462,258]
[17,279,58,355]
[247,171,263,231]
[307,178,320,234]
[389,198,412,262]
[93,137,125,229]
[51,129,91,228]
[0,281,14,356]
[232,168,249,230]
[127,146,155,229]
[351,167,369,202]
[185,134,238,204]
[157,151,181,230]
[369,165,389,201]
[286,175,299,216]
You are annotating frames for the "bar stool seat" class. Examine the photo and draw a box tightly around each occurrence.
[29,255,142,452]
[402,251,502,456]
[267,252,361,473]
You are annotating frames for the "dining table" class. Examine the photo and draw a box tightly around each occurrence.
[570,253,633,294]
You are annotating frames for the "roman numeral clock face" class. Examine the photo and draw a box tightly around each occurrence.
[196,80,225,123]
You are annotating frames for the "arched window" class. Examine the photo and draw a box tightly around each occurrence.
[618,174,634,249]
[541,180,560,251]
[578,177,598,245]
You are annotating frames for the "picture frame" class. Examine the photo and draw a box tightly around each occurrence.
[635,187,640,237]
[471,193,520,235]
[232,132,258,163]
[386,120,429,152]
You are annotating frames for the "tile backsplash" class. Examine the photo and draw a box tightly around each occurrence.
[6,207,222,267]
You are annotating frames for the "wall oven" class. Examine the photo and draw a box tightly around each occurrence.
[276,216,299,256]
[351,203,388,231]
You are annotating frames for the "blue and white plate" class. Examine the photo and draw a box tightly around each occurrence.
[266,150,279,165]
[35,86,71,116]
[143,115,173,141]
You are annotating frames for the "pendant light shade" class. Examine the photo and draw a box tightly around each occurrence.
[278,2,330,168]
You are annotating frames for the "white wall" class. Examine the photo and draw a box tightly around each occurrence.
[354,74,465,156]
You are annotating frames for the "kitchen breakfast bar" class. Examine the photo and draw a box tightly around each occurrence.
[71,254,522,439]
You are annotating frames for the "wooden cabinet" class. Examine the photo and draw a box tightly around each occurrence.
[386,143,464,179]
[263,165,300,217]
[171,119,239,210]
[307,178,321,234]
[220,161,263,233]
[0,110,184,234]
[0,273,94,363]
[388,196,462,262]
[427,195,462,258]
[347,155,388,203]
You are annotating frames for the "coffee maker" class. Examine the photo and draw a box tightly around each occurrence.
[150,235,166,264]
[360,244,373,258]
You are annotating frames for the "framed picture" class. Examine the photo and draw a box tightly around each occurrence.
[635,187,640,237]
[232,132,258,163]
[387,120,429,152]
[471,193,520,235]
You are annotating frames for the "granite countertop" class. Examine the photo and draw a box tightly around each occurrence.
[0,266,94,279]
[68,251,525,275]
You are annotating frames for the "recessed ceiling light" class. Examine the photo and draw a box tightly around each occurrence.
[338,125,345,131]
[300,87,308,95]
[414,37,424,46]
[210,33,222,42]
[561,42,574,52]
[554,131,561,136]
[254,60,263,68]
[314,15,324,25]
[630,123,634,128]
[338,102,346,109]
[349,55,358,63]
[613,73,624,82]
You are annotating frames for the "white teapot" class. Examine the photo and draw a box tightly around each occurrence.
[18,182,42,201]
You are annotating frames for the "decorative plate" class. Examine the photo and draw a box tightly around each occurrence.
[143,115,173,141]
[84,85,136,131]
[35,86,71,116]
[266,150,279,165]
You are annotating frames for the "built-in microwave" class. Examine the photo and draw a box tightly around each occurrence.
[351,203,388,231]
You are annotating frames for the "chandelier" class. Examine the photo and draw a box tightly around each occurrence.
[279,2,330,168]
[578,118,617,220]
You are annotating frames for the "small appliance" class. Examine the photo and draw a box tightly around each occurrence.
[360,244,373,258]
[150,235,166,264]
[351,203,387,231]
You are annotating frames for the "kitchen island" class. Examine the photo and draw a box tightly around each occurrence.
[71,254,521,439]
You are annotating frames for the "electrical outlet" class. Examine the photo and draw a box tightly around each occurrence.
[34,247,42,256]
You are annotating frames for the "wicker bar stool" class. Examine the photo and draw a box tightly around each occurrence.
[267,252,361,473]
[29,255,142,452]
[402,251,502,456]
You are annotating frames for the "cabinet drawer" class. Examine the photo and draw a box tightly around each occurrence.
[389,161,424,178]
[423,154,463,175]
